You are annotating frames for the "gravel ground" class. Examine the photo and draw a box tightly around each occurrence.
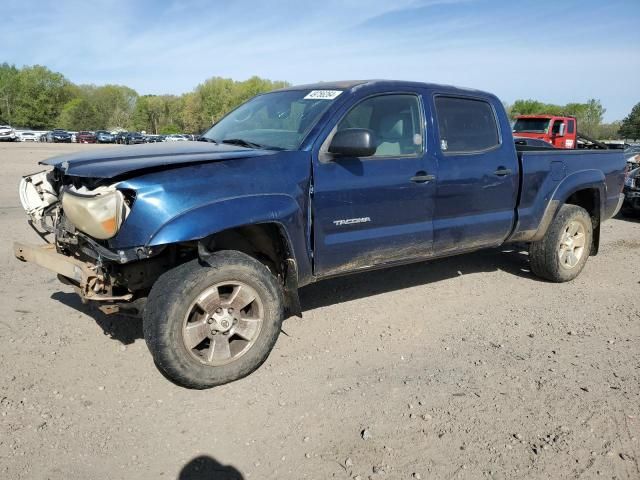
[1,142,639,480]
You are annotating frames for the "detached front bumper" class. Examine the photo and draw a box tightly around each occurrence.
[13,242,132,303]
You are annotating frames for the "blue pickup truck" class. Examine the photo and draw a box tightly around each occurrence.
[15,80,626,388]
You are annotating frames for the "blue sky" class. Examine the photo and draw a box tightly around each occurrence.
[2,0,639,121]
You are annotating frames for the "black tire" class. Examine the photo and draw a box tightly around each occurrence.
[529,204,592,282]
[143,251,284,389]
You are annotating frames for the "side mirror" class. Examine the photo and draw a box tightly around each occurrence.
[328,128,376,157]
[554,123,566,137]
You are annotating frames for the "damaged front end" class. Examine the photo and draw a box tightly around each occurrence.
[15,169,153,315]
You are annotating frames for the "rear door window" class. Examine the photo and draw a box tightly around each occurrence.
[434,97,500,153]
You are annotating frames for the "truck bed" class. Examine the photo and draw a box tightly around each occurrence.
[510,149,626,243]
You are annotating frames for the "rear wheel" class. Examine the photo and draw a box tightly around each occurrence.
[143,251,284,389]
[529,204,592,282]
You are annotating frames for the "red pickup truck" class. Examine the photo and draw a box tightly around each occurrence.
[512,115,577,149]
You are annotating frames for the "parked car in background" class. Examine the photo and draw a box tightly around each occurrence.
[45,129,72,143]
[513,136,555,148]
[601,140,628,150]
[18,131,39,142]
[114,132,128,144]
[77,131,97,144]
[0,125,17,142]
[143,134,163,143]
[165,134,189,142]
[124,132,145,145]
[96,131,115,144]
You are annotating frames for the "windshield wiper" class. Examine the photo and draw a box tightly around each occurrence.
[198,137,218,143]
[221,138,265,149]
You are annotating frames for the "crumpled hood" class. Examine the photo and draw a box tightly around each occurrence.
[42,142,274,179]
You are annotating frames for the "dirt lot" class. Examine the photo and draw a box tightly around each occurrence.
[0,142,639,479]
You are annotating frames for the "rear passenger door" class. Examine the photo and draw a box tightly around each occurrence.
[431,95,518,253]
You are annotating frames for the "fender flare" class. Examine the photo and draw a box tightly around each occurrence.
[531,169,605,243]
[146,194,311,281]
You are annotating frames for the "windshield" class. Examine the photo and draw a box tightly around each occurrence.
[513,118,551,133]
[202,89,342,150]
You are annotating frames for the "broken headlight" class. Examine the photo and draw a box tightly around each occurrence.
[61,187,130,240]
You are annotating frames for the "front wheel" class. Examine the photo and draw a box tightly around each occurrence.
[529,204,593,282]
[143,251,284,389]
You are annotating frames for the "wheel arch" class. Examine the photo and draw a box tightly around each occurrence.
[146,195,309,315]
[197,222,304,318]
[564,187,601,255]
[531,170,605,255]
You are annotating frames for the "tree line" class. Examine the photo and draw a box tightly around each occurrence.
[1,63,638,139]
[0,63,288,134]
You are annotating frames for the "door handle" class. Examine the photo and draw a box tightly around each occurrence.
[410,171,436,183]
[493,167,512,176]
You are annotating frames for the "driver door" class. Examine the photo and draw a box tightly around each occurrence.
[311,92,437,277]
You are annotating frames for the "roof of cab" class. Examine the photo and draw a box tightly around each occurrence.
[276,79,494,99]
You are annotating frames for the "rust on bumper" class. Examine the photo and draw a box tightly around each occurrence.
[13,242,132,303]
[14,242,94,283]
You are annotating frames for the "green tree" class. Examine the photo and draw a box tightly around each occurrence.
[596,121,622,140]
[58,97,100,130]
[0,63,20,123]
[132,95,182,133]
[190,76,289,132]
[91,84,138,130]
[566,99,605,138]
[619,102,640,140]
[181,92,205,133]
[160,124,181,135]
[6,65,75,128]
[70,84,138,130]
[510,99,563,118]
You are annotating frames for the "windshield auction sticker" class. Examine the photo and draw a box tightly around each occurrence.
[304,90,343,100]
